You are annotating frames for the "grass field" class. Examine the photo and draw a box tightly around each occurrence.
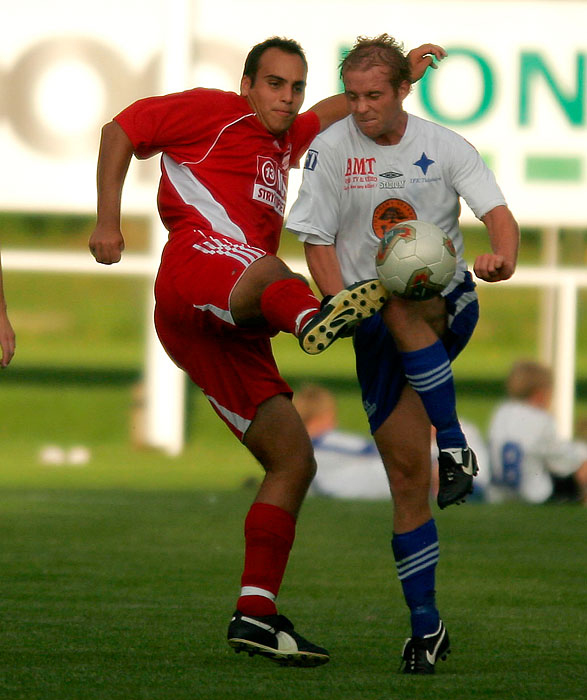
[1,490,585,700]
[0,218,586,698]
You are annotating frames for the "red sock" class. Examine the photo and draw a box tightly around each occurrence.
[260,278,320,336]
[237,502,296,617]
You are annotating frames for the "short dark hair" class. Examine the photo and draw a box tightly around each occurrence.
[243,37,308,85]
[340,34,411,91]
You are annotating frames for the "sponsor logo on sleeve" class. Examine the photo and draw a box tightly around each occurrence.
[304,149,319,171]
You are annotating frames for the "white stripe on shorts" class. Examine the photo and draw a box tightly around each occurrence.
[192,302,234,324]
[206,394,251,438]
[189,234,266,324]
[192,235,265,267]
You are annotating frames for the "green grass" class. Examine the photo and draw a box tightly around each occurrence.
[0,218,586,697]
[1,267,586,494]
[1,490,585,700]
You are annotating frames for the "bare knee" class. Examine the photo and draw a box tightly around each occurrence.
[382,296,447,349]
[260,443,317,484]
[243,394,317,515]
[254,448,316,518]
[374,387,432,528]
[385,445,429,494]
[385,458,431,531]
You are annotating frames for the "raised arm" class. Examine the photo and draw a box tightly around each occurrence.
[0,251,15,367]
[308,94,348,134]
[310,43,446,132]
[89,121,134,265]
[407,43,447,82]
[474,205,520,282]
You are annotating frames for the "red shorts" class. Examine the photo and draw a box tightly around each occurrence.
[154,228,292,441]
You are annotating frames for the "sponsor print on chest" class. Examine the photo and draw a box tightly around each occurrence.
[252,144,291,216]
[344,151,441,191]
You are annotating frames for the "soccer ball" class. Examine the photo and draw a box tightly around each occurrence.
[375,220,456,300]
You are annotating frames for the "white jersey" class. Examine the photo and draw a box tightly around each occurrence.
[488,400,587,503]
[310,421,489,500]
[287,113,506,293]
[310,429,390,500]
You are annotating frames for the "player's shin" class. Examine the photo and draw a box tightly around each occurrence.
[392,519,440,637]
[401,339,466,449]
[237,502,296,616]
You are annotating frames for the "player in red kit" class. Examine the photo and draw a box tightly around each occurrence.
[90,36,444,667]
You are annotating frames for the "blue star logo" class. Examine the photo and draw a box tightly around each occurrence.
[413,152,435,175]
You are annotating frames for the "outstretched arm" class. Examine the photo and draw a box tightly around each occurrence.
[0,252,15,367]
[310,43,446,132]
[89,121,134,265]
[475,205,520,282]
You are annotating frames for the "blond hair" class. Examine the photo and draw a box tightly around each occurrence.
[293,384,337,425]
[506,360,553,400]
[340,34,411,90]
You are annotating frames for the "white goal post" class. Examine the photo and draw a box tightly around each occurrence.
[476,266,587,441]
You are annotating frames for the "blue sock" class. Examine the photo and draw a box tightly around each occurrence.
[401,339,465,449]
[392,519,440,637]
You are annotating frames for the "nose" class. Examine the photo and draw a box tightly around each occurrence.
[281,86,294,104]
[353,97,369,114]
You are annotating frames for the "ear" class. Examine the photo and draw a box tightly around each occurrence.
[398,80,411,100]
[240,75,251,97]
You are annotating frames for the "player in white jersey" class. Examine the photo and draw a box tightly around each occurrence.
[294,384,490,501]
[293,383,391,499]
[488,360,587,504]
[287,35,519,674]
[288,113,505,293]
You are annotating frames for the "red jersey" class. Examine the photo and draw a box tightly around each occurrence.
[115,88,320,255]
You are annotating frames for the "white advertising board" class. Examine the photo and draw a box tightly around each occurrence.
[2,0,586,224]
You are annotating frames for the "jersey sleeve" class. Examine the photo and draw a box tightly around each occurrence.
[286,135,341,246]
[114,89,240,160]
[446,134,507,220]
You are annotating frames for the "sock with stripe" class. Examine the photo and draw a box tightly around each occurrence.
[401,339,466,449]
[260,278,320,336]
[237,502,296,617]
[392,519,440,637]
